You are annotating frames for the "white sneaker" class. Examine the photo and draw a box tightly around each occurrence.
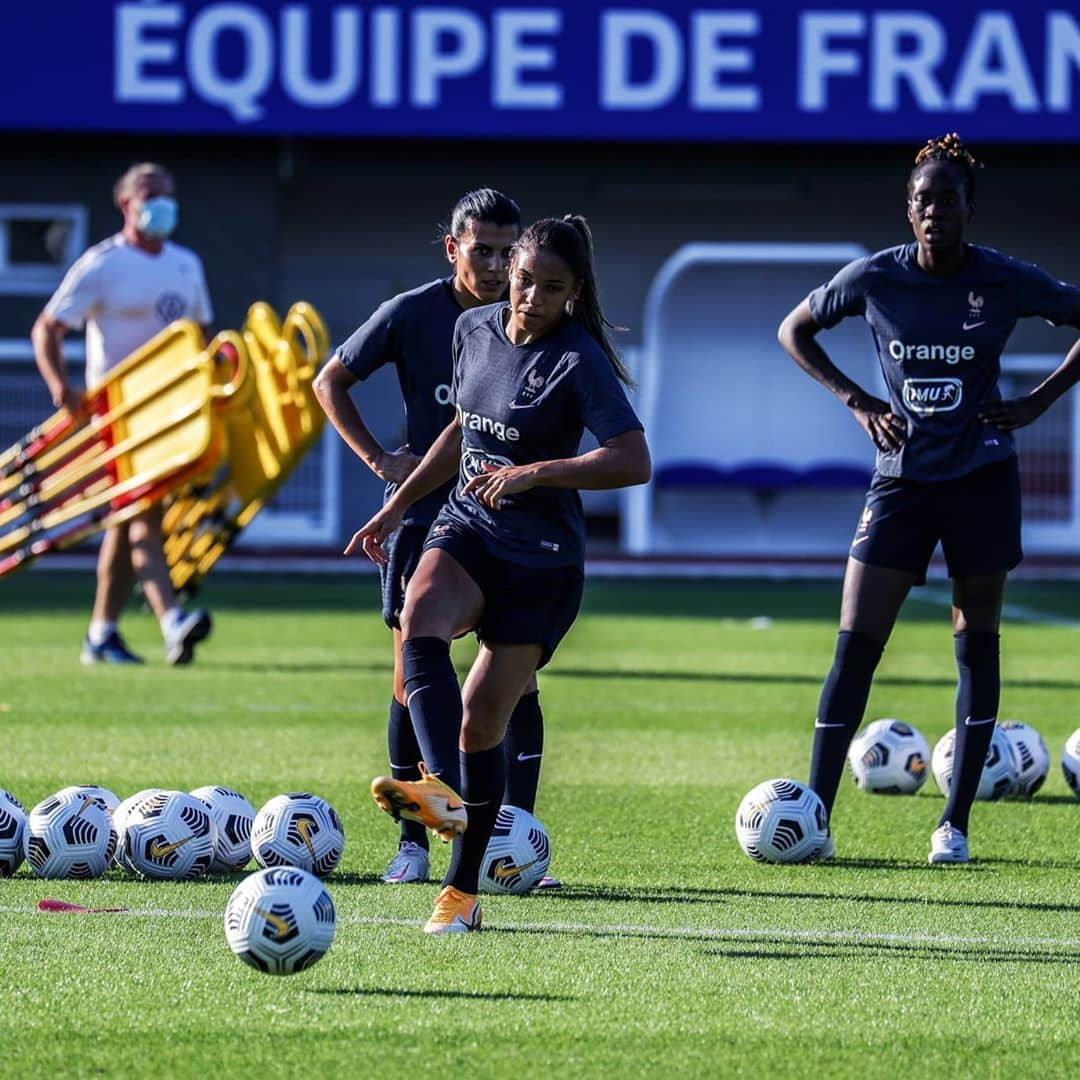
[817,833,835,860]
[381,841,430,884]
[928,822,969,864]
[165,609,212,666]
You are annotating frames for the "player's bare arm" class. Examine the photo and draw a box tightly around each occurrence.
[462,429,650,511]
[345,417,462,561]
[778,298,906,453]
[313,353,421,483]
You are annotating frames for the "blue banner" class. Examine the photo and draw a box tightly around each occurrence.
[3,2,1078,141]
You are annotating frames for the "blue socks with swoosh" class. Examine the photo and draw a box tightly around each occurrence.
[444,745,505,895]
[401,637,462,793]
[387,698,428,849]
[503,691,543,813]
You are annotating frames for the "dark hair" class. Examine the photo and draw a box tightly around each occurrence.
[514,215,635,389]
[908,133,982,202]
[444,188,521,239]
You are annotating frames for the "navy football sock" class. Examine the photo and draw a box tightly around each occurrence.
[401,637,462,793]
[387,698,428,849]
[503,691,543,813]
[809,631,884,818]
[939,631,1000,835]
[444,745,505,895]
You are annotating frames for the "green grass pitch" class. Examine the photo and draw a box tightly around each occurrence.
[1,571,1079,1077]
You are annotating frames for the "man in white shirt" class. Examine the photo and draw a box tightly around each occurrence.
[31,162,214,665]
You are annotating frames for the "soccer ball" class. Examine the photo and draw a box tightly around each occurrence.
[112,789,166,870]
[998,721,1050,798]
[0,789,26,877]
[121,790,217,880]
[190,786,256,872]
[847,719,930,794]
[224,866,336,975]
[735,779,829,863]
[23,789,116,879]
[479,806,551,895]
[931,727,1017,801]
[56,785,120,814]
[251,793,344,877]
[1062,729,1080,799]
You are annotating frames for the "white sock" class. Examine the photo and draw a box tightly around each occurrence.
[88,620,116,646]
[159,607,184,637]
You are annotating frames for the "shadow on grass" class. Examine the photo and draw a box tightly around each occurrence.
[547,882,1080,915]
[698,938,1080,965]
[303,988,571,1002]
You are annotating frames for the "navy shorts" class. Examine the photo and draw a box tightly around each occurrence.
[379,524,429,630]
[422,522,584,668]
[850,457,1022,584]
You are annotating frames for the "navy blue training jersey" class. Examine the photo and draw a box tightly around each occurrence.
[438,303,643,568]
[809,243,1080,482]
[335,277,460,525]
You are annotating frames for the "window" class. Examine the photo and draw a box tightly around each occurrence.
[0,204,87,295]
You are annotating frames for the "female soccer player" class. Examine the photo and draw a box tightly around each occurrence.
[778,134,1080,864]
[315,190,557,886]
[347,215,650,931]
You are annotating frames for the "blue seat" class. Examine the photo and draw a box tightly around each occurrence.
[653,459,871,493]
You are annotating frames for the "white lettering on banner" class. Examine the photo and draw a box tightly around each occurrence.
[601,11,684,109]
[800,12,866,111]
[871,13,947,111]
[951,13,1039,111]
[115,3,185,104]
[282,6,361,108]
[494,10,562,108]
[1048,12,1080,112]
[411,8,486,108]
[110,5,1080,125]
[691,12,760,111]
[188,4,274,121]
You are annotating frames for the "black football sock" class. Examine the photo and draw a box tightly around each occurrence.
[401,637,462,793]
[939,631,1000,835]
[503,691,543,813]
[387,698,428,849]
[444,745,505,895]
[809,630,884,819]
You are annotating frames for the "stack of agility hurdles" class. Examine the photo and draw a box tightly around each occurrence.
[0,302,329,589]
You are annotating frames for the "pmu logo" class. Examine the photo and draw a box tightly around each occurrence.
[903,378,962,415]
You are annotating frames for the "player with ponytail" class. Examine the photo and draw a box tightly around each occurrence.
[347,213,651,933]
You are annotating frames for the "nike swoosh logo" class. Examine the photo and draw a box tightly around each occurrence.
[515,752,543,762]
[150,836,192,858]
[444,801,463,813]
[962,321,985,331]
[295,818,317,857]
[852,536,870,546]
[494,859,537,879]
[254,906,290,939]
[814,721,847,729]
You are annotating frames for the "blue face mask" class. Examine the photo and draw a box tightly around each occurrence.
[137,196,178,239]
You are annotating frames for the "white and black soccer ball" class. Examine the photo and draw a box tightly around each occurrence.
[191,786,256,872]
[0,789,27,877]
[55,785,120,814]
[112,789,166,870]
[847,719,930,794]
[224,866,336,975]
[735,779,829,864]
[1062,729,1080,799]
[479,806,551,895]
[998,721,1050,798]
[251,793,344,878]
[121,790,217,880]
[931,726,1017,802]
[23,789,116,879]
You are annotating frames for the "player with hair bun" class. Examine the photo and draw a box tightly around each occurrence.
[778,133,1080,865]
[315,190,560,889]
[348,214,650,932]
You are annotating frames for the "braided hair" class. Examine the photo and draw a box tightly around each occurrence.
[908,133,982,202]
[514,215,635,389]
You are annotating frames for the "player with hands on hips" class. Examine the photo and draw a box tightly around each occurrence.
[778,133,1080,865]
[347,215,650,932]
[31,162,214,667]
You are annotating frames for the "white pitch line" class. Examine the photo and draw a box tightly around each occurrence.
[2,906,1079,950]
[921,586,1080,628]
